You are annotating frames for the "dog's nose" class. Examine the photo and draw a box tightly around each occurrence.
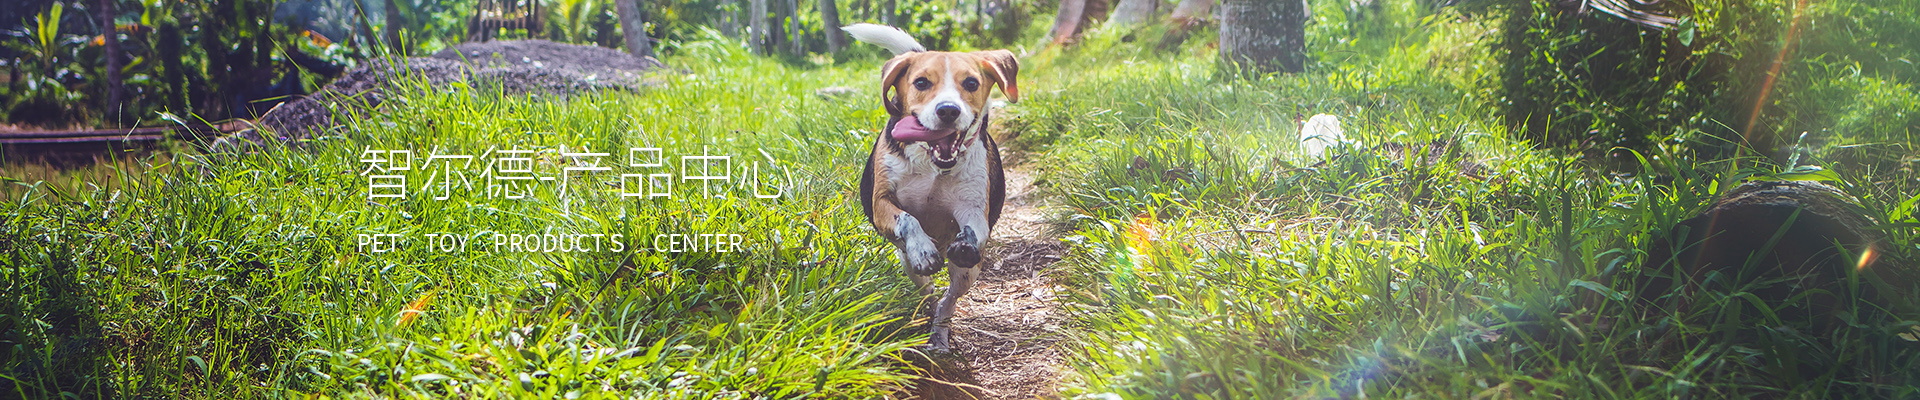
[935,104,961,123]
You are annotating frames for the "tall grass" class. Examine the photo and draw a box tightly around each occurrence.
[0,40,938,397]
[1016,2,1920,397]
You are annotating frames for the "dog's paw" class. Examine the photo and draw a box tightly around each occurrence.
[895,214,945,275]
[945,241,980,268]
[945,226,982,267]
[904,235,944,276]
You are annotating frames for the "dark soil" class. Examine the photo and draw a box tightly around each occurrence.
[215,40,665,151]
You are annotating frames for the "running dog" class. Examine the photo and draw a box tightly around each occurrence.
[844,23,1018,350]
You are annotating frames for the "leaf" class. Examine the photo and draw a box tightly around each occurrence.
[1568,279,1626,301]
[1893,192,1920,222]
[1759,166,1841,182]
[184,355,207,375]
[1900,326,1920,342]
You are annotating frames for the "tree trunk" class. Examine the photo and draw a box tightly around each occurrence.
[821,0,844,54]
[99,0,123,125]
[1169,0,1212,21]
[615,0,654,57]
[1048,0,1109,45]
[385,0,404,52]
[1218,0,1306,76]
[1156,0,1211,52]
[749,0,769,55]
[1048,0,1086,45]
[881,0,895,26]
[201,0,229,118]
[1109,0,1156,27]
[787,0,803,55]
[720,0,739,38]
[158,24,186,113]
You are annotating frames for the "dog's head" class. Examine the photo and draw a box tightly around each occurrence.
[878,50,1019,167]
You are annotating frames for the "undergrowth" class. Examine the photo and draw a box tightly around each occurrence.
[1,41,935,398]
[1017,1,1920,398]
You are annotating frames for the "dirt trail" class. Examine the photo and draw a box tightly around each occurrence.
[905,153,1072,399]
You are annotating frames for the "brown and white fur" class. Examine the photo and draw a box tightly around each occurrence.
[846,23,1018,351]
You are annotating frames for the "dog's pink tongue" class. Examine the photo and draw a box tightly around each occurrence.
[891,116,952,142]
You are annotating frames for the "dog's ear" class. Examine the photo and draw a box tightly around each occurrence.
[879,55,916,116]
[972,50,1019,103]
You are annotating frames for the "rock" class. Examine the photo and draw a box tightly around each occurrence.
[1298,113,1345,159]
[1634,180,1894,322]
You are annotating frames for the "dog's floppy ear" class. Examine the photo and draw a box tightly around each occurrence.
[972,50,1019,103]
[879,55,916,116]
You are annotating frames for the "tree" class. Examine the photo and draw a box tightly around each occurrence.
[1155,0,1211,52]
[820,0,844,54]
[786,0,802,55]
[1109,0,1156,27]
[749,0,769,54]
[615,0,654,57]
[1218,0,1307,76]
[1048,0,1109,45]
[99,0,123,124]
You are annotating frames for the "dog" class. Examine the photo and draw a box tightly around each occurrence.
[843,23,1018,350]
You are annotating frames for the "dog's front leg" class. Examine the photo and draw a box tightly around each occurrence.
[869,195,944,294]
[928,214,989,351]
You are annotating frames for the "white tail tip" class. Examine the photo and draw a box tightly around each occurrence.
[842,23,925,55]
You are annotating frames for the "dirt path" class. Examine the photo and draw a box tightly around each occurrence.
[905,154,1072,399]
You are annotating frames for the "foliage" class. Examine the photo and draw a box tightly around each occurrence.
[1489,0,1920,162]
[1011,1,1920,397]
[0,40,935,397]
[3,2,89,126]
[2,0,1916,398]
[544,0,621,47]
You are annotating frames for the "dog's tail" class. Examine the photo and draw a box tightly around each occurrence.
[842,23,925,55]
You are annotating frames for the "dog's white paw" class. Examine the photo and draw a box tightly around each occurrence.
[895,214,944,276]
[904,235,942,276]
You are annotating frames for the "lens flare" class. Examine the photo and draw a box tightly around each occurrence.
[1856,245,1877,271]
[1743,0,1811,143]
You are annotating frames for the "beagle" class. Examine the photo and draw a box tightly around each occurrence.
[844,23,1018,350]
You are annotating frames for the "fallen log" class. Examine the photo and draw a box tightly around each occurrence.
[1634,180,1901,323]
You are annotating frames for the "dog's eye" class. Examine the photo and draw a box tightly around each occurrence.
[913,77,932,91]
[962,77,980,92]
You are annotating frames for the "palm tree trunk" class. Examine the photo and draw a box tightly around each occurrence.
[99,0,123,125]
[1219,0,1306,76]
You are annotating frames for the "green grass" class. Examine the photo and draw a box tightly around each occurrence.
[1,42,939,398]
[1008,3,1920,398]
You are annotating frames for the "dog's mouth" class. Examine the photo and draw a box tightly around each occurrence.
[892,116,963,169]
